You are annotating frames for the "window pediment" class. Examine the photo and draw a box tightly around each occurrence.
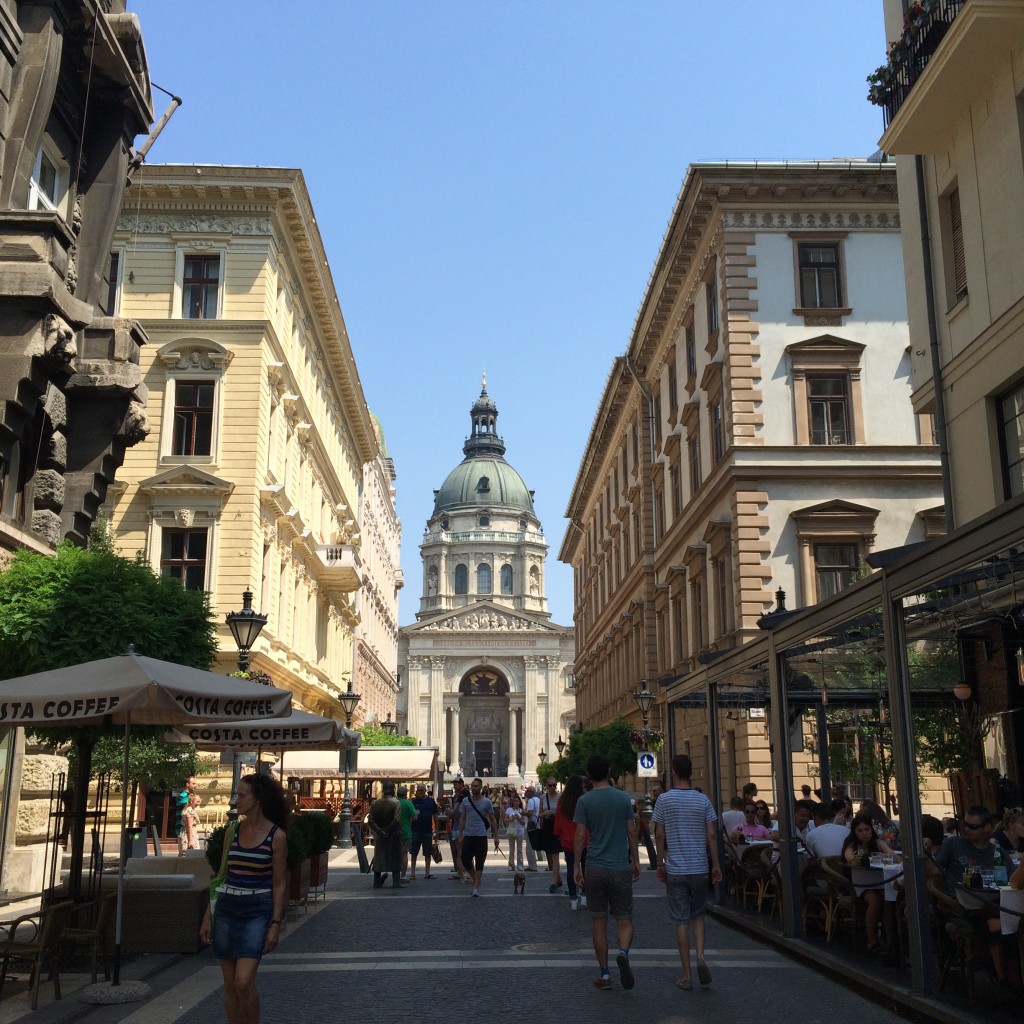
[681,399,701,434]
[139,465,234,502]
[791,499,878,536]
[786,335,864,375]
[700,361,724,395]
[157,338,234,372]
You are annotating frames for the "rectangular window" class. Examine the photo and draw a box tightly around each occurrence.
[673,593,687,663]
[653,392,662,447]
[101,251,121,316]
[29,144,67,214]
[632,419,639,469]
[714,558,731,638]
[653,486,664,543]
[667,362,678,416]
[182,255,220,319]
[808,376,850,445]
[798,243,841,308]
[692,577,706,650]
[814,543,858,600]
[688,435,701,494]
[999,381,1024,499]
[670,463,682,518]
[948,186,967,304]
[161,528,208,591]
[711,398,725,463]
[172,381,215,456]
[685,322,697,379]
[706,278,719,335]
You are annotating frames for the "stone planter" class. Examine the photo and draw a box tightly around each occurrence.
[308,851,329,887]
[289,858,310,902]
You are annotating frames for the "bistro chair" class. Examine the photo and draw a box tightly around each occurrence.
[819,856,859,947]
[735,844,776,912]
[926,875,994,1004]
[800,859,834,935]
[62,892,117,983]
[0,900,75,1009]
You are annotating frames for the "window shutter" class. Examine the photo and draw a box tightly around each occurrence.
[949,187,967,302]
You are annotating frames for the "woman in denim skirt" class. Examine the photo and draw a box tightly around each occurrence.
[200,774,288,1024]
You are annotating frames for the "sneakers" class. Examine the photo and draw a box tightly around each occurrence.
[593,976,613,991]
[549,883,560,893]
[616,953,635,990]
[471,888,480,897]
[524,867,539,872]
[697,958,712,986]
[569,897,579,911]
[676,978,693,991]
[579,895,587,908]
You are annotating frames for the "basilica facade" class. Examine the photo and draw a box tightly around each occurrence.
[397,384,574,781]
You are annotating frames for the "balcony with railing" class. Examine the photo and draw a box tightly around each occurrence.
[311,543,361,594]
[874,0,1024,153]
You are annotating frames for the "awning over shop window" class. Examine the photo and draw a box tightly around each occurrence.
[274,745,439,781]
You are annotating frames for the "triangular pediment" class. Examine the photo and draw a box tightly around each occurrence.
[792,499,878,520]
[139,465,234,499]
[404,600,561,635]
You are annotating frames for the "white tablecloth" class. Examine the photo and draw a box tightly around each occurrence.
[851,863,903,902]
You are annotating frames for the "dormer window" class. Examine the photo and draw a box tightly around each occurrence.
[479,515,490,528]
[476,476,490,492]
[440,516,450,531]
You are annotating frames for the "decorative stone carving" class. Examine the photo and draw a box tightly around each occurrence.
[31,509,61,546]
[115,213,273,236]
[43,314,77,367]
[175,508,194,527]
[44,432,67,471]
[421,610,536,632]
[122,400,150,446]
[33,469,64,512]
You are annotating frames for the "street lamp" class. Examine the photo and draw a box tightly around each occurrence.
[382,713,399,737]
[337,685,361,849]
[225,590,268,820]
[555,735,566,758]
[538,749,547,764]
[633,683,656,821]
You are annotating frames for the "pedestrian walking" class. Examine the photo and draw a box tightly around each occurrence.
[446,778,470,882]
[555,775,587,910]
[368,781,403,889]
[200,773,288,1024]
[652,753,722,991]
[176,775,196,855]
[409,783,438,880]
[397,785,416,884]
[573,754,640,991]
[457,777,500,897]
[540,776,563,891]
[502,791,526,871]
[524,784,541,871]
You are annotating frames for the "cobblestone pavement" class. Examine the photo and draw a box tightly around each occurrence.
[0,850,915,1024]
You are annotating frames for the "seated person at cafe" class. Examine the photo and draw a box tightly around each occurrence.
[843,812,896,954]
[803,800,851,860]
[935,805,1017,986]
[721,795,745,835]
[770,799,815,842]
[993,808,1024,855]
[729,801,772,843]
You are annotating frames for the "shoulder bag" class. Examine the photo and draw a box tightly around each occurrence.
[542,793,563,854]
[208,820,238,920]
[527,799,544,851]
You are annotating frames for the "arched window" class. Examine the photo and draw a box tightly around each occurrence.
[500,564,513,595]
[477,563,492,594]
[454,563,468,594]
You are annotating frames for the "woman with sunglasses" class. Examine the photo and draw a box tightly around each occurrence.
[753,801,774,832]
[729,803,771,844]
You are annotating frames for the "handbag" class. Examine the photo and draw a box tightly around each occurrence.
[208,820,238,920]
[527,824,545,852]
[431,838,443,864]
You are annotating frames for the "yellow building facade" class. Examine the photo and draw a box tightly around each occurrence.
[106,165,379,719]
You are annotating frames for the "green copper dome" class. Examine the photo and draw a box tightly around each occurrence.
[432,384,536,516]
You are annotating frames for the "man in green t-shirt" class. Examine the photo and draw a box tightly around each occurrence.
[573,754,641,992]
[398,785,417,884]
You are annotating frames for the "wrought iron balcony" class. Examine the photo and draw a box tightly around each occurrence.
[872,0,964,128]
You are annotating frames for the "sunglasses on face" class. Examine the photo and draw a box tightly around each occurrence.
[963,822,986,830]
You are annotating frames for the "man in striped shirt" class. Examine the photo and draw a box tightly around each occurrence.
[652,754,721,992]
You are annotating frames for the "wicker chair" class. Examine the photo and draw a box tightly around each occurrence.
[63,893,116,983]
[0,900,75,1009]
[800,860,834,935]
[735,844,777,912]
[926,875,995,1003]
[819,856,859,946]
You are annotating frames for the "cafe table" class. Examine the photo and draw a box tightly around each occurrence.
[850,862,903,902]
[955,884,1024,934]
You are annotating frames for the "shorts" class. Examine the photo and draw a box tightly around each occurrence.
[583,864,633,920]
[212,890,273,960]
[401,837,411,855]
[461,835,488,872]
[666,873,709,924]
[410,831,431,857]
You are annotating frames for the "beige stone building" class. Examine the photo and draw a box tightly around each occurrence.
[560,159,943,799]
[353,418,402,728]
[106,164,382,721]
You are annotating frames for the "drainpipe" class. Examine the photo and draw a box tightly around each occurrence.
[914,155,955,532]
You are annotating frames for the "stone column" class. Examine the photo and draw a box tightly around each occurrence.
[429,655,446,748]
[507,702,522,776]
[523,655,540,779]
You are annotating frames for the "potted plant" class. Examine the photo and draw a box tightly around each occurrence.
[286,814,312,902]
[304,812,334,887]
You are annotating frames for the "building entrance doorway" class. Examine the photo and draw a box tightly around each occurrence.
[474,740,493,775]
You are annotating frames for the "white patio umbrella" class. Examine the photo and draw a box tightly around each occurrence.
[164,708,361,751]
[0,647,293,996]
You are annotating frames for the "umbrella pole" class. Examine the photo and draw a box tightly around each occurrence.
[113,715,130,987]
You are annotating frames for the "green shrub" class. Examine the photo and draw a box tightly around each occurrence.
[304,812,335,855]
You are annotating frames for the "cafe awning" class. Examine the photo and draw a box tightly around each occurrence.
[275,745,439,781]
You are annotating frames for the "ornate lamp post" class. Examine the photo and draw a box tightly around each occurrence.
[382,713,399,737]
[225,590,268,820]
[633,684,656,821]
[555,735,566,758]
[337,685,361,849]
[538,749,547,765]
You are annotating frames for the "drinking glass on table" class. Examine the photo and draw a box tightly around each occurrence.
[980,869,996,888]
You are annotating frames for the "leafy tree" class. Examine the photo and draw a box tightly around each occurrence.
[557,719,635,783]
[0,541,218,895]
[358,722,419,746]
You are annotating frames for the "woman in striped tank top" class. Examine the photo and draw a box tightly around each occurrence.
[200,774,288,1024]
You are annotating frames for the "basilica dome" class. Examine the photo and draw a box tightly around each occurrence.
[431,383,536,516]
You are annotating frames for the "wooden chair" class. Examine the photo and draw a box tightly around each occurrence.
[800,860,834,935]
[735,844,776,912]
[63,893,116,983]
[819,856,859,946]
[0,900,75,1009]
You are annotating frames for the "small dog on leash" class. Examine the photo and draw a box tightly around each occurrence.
[513,870,526,894]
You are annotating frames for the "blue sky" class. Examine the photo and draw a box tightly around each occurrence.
[127,2,889,626]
